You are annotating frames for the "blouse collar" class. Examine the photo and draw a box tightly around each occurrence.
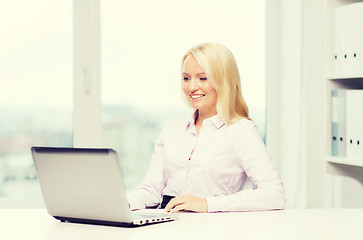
[186,110,225,130]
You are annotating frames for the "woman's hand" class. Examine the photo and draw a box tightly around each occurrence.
[164,193,208,213]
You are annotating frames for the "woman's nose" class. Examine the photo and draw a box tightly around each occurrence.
[189,78,198,92]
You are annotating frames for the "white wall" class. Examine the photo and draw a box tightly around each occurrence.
[301,0,326,208]
[266,0,307,208]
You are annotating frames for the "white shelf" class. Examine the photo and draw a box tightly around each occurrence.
[326,156,363,168]
[325,0,363,184]
[327,75,363,80]
[321,0,363,208]
[326,157,363,184]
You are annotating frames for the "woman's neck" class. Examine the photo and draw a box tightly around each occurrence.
[194,109,217,135]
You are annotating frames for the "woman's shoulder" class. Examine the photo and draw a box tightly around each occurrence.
[230,118,266,143]
[230,117,256,130]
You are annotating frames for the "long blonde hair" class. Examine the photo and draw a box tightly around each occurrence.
[182,43,250,124]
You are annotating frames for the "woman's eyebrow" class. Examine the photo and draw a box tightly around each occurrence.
[182,72,205,76]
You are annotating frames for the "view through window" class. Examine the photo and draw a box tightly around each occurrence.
[0,1,73,197]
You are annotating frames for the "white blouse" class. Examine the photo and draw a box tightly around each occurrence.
[128,114,286,212]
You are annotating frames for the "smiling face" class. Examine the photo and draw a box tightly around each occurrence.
[182,54,218,119]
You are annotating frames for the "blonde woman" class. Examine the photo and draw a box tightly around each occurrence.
[128,43,286,212]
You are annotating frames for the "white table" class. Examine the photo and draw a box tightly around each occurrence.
[1,208,363,240]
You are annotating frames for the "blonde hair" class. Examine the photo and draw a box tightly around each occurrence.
[182,43,250,124]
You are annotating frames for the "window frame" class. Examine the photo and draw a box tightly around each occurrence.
[73,0,102,148]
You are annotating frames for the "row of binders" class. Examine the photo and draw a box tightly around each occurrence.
[332,89,363,160]
[331,2,363,77]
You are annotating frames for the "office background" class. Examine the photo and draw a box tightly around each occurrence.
[0,0,362,209]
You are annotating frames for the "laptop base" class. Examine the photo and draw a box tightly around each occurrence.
[54,216,173,228]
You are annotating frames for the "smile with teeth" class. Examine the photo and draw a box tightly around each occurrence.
[190,94,205,99]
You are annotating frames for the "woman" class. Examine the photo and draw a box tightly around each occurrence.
[128,43,286,212]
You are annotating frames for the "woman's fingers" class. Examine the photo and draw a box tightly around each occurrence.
[170,203,187,213]
[165,196,184,212]
[164,194,207,213]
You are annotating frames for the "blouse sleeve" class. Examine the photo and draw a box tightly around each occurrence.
[127,130,166,210]
[206,120,286,212]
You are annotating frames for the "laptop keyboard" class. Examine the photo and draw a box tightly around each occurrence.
[132,213,158,220]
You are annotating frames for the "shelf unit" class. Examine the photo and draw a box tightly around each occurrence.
[324,0,363,187]
[327,156,363,168]
[325,80,363,185]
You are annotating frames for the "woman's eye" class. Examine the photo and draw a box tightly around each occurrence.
[183,77,190,81]
[200,77,207,81]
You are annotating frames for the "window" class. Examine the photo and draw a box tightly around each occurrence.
[101,0,266,190]
[0,0,265,199]
[0,1,73,197]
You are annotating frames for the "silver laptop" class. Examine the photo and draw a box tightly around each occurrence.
[31,147,176,227]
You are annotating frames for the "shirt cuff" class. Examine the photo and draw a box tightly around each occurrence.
[206,195,230,212]
[127,193,146,211]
